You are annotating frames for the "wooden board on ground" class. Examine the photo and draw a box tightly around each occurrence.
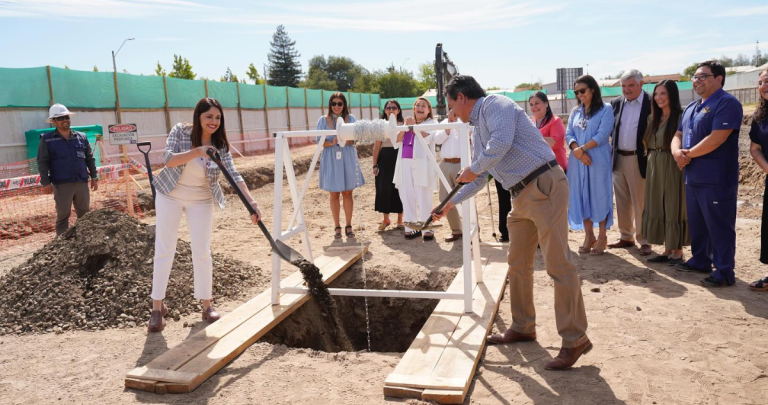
[125,246,367,394]
[383,243,508,404]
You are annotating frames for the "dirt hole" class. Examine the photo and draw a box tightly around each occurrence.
[260,261,456,353]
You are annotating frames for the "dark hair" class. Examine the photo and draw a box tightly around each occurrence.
[413,97,434,122]
[529,91,554,127]
[643,80,682,153]
[381,99,404,124]
[755,68,768,123]
[326,92,350,122]
[574,75,604,117]
[698,60,727,87]
[191,98,229,153]
[445,75,487,101]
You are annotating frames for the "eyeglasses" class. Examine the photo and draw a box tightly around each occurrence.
[384,106,399,111]
[691,74,714,82]
[331,102,344,107]
[53,116,70,121]
[573,88,589,96]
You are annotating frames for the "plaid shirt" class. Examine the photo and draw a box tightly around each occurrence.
[153,123,244,209]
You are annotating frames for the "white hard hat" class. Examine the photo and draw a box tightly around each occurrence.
[46,103,76,123]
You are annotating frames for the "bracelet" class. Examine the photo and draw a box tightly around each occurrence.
[373,164,379,168]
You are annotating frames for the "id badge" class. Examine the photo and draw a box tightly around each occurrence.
[76,151,86,159]
[336,151,342,160]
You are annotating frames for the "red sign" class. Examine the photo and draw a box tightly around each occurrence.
[109,124,137,132]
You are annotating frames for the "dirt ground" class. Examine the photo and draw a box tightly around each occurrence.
[2,138,768,405]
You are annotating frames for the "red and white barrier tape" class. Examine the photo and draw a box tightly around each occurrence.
[0,162,137,191]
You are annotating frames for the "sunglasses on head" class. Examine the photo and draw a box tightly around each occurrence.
[574,88,589,96]
[385,106,399,111]
[54,115,71,121]
[331,101,344,107]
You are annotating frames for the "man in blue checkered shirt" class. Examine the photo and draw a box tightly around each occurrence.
[432,75,591,370]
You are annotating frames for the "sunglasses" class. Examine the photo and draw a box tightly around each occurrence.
[331,101,344,107]
[385,106,399,111]
[691,74,714,82]
[53,116,71,121]
[573,88,589,96]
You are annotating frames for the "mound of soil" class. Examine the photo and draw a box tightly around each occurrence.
[740,155,767,189]
[0,209,267,335]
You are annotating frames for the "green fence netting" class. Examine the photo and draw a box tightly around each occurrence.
[50,67,116,109]
[265,85,287,108]
[240,84,265,109]
[207,81,239,108]
[117,73,165,109]
[306,89,323,108]
[0,67,50,108]
[166,77,206,108]
[349,92,361,107]
[288,87,306,107]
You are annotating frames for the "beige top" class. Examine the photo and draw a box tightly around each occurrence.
[169,156,213,201]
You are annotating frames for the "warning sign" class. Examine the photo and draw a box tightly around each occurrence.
[108,123,138,145]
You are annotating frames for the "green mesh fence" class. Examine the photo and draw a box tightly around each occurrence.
[207,81,239,108]
[50,67,116,109]
[240,84,265,109]
[0,67,378,113]
[166,77,206,108]
[117,73,165,109]
[288,87,306,107]
[0,67,50,107]
[306,89,323,108]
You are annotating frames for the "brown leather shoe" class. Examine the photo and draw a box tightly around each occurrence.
[608,239,635,249]
[639,244,653,256]
[444,234,462,242]
[544,339,593,370]
[487,329,536,344]
[202,306,220,323]
[147,303,168,333]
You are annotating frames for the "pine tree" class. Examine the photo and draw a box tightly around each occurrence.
[267,25,302,87]
[169,54,195,80]
[154,61,166,76]
[93,66,99,72]
[246,63,264,84]
[220,67,238,82]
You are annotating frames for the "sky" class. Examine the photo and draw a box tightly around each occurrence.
[1,0,766,89]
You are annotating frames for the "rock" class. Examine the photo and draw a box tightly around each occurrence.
[590,287,600,293]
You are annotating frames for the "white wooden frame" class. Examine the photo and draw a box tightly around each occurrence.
[271,119,483,313]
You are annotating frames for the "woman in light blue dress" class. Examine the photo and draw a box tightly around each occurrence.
[316,92,365,239]
[566,75,615,255]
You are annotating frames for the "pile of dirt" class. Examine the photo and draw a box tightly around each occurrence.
[740,155,767,190]
[0,209,267,335]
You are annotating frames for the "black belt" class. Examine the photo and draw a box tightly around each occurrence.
[617,149,637,156]
[509,159,559,195]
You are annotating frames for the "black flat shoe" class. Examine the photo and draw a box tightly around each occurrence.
[647,255,669,263]
[700,275,733,288]
[667,257,685,266]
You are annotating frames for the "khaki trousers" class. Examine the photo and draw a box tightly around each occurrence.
[613,154,647,244]
[52,182,90,236]
[438,161,462,234]
[507,167,589,348]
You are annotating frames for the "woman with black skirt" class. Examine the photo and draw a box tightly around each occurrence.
[748,68,768,291]
[373,100,404,231]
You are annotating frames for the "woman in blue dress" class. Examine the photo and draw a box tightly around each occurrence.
[748,68,768,291]
[566,75,615,255]
[316,92,365,239]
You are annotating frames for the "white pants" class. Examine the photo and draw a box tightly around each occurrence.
[399,158,434,232]
[151,191,215,300]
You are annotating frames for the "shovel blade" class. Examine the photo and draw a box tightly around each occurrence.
[273,239,306,264]
[403,221,443,231]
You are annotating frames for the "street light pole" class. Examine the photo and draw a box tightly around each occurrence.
[111,37,133,124]
[401,58,410,72]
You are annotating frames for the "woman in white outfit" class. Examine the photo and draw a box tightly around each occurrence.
[148,98,261,333]
[393,97,438,241]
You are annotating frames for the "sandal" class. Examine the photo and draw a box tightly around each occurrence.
[395,223,405,230]
[345,225,355,238]
[378,220,391,231]
[334,226,342,239]
[749,276,768,291]
[590,236,607,256]
[579,236,596,253]
[423,231,434,241]
[405,230,422,240]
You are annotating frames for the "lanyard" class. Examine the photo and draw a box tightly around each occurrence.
[688,90,719,131]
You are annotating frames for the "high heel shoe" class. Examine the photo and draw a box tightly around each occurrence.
[579,236,596,253]
[590,236,607,255]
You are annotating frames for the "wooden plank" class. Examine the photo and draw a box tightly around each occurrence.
[126,253,337,375]
[421,389,465,404]
[382,385,424,400]
[126,247,365,392]
[385,374,466,390]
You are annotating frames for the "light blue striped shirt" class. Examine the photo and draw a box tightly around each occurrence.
[452,95,555,205]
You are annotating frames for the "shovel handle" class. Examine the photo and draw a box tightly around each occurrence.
[423,181,465,229]
[136,142,156,201]
[137,141,152,154]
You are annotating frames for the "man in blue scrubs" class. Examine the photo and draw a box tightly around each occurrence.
[671,61,743,287]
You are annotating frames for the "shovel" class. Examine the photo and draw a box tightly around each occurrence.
[405,181,465,231]
[205,149,306,266]
[136,141,156,201]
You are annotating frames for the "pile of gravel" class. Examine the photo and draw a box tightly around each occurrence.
[0,209,266,335]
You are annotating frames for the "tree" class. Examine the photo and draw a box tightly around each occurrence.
[267,25,302,87]
[154,61,166,76]
[416,61,436,94]
[246,63,264,84]
[64,65,70,70]
[352,71,380,94]
[486,86,501,91]
[305,55,366,91]
[602,70,624,80]
[734,53,751,66]
[220,67,238,82]
[376,70,420,99]
[514,82,542,90]
[93,66,98,72]
[169,54,195,80]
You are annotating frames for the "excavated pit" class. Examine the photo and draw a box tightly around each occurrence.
[261,262,457,353]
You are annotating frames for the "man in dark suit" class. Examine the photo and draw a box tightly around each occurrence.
[609,69,652,255]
